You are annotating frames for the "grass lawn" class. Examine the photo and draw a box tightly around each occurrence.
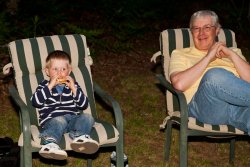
[1,62,250,166]
[1,31,250,167]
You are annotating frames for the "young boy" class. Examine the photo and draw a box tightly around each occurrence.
[31,50,99,160]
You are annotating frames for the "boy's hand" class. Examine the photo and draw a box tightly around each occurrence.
[47,75,77,95]
[48,75,59,90]
[65,76,77,95]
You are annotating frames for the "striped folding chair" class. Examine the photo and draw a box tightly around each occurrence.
[4,34,124,167]
[151,28,248,167]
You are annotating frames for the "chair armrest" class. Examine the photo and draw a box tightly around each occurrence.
[93,82,124,134]
[150,51,162,63]
[8,85,32,146]
[156,74,188,126]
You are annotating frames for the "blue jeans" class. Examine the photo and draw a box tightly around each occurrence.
[188,68,250,135]
[40,114,94,144]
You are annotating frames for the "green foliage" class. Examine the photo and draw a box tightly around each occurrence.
[32,15,40,37]
[57,23,106,56]
[0,0,250,53]
[0,12,11,44]
[59,22,104,40]
[210,0,250,34]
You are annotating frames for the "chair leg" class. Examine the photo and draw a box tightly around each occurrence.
[22,146,32,167]
[116,137,124,167]
[179,127,188,167]
[87,159,92,167]
[229,137,236,165]
[164,121,173,164]
[20,147,24,167]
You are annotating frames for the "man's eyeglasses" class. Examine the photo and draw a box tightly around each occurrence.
[191,25,216,33]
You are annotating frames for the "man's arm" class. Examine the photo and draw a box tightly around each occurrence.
[170,43,220,91]
[217,45,250,83]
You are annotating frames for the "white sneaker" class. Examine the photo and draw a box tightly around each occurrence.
[39,142,67,160]
[71,135,99,154]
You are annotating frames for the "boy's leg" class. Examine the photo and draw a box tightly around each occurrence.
[68,114,99,154]
[188,68,250,133]
[39,116,68,160]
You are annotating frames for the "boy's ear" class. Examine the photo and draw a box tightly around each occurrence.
[68,65,72,74]
[45,68,50,77]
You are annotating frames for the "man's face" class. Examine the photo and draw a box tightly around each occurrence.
[191,16,220,52]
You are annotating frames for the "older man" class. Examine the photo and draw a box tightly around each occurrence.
[169,10,250,135]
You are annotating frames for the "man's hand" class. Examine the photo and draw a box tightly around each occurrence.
[206,42,226,62]
[216,44,235,60]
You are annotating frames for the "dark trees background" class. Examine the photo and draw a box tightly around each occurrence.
[0,0,250,53]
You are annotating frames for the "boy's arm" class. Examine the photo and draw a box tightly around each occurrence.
[30,81,51,108]
[73,83,89,110]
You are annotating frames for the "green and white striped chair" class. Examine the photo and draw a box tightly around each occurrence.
[151,28,248,166]
[4,34,124,167]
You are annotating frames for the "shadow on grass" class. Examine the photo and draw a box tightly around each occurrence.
[33,147,115,166]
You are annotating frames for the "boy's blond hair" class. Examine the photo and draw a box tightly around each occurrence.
[46,50,71,68]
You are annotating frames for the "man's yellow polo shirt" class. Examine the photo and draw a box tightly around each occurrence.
[169,46,246,103]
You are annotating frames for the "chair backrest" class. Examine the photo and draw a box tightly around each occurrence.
[160,28,237,112]
[161,28,237,81]
[8,34,97,126]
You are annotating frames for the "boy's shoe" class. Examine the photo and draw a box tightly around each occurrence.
[71,135,99,154]
[39,142,67,160]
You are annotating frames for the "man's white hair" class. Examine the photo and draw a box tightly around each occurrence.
[189,10,221,28]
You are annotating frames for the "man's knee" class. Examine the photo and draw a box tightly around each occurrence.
[204,68,227,79]
[202,68,233,84]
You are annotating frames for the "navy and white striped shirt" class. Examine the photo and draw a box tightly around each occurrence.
[31,80,89,126]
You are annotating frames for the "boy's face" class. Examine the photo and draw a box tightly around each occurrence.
[45,59,71,79]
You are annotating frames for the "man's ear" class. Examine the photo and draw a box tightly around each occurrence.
[216,27,221,36]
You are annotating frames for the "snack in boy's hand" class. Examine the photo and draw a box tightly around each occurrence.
[57,78,67,84]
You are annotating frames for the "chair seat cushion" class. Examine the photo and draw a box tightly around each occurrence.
[18,120,119,150]
[161,111,246,135]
